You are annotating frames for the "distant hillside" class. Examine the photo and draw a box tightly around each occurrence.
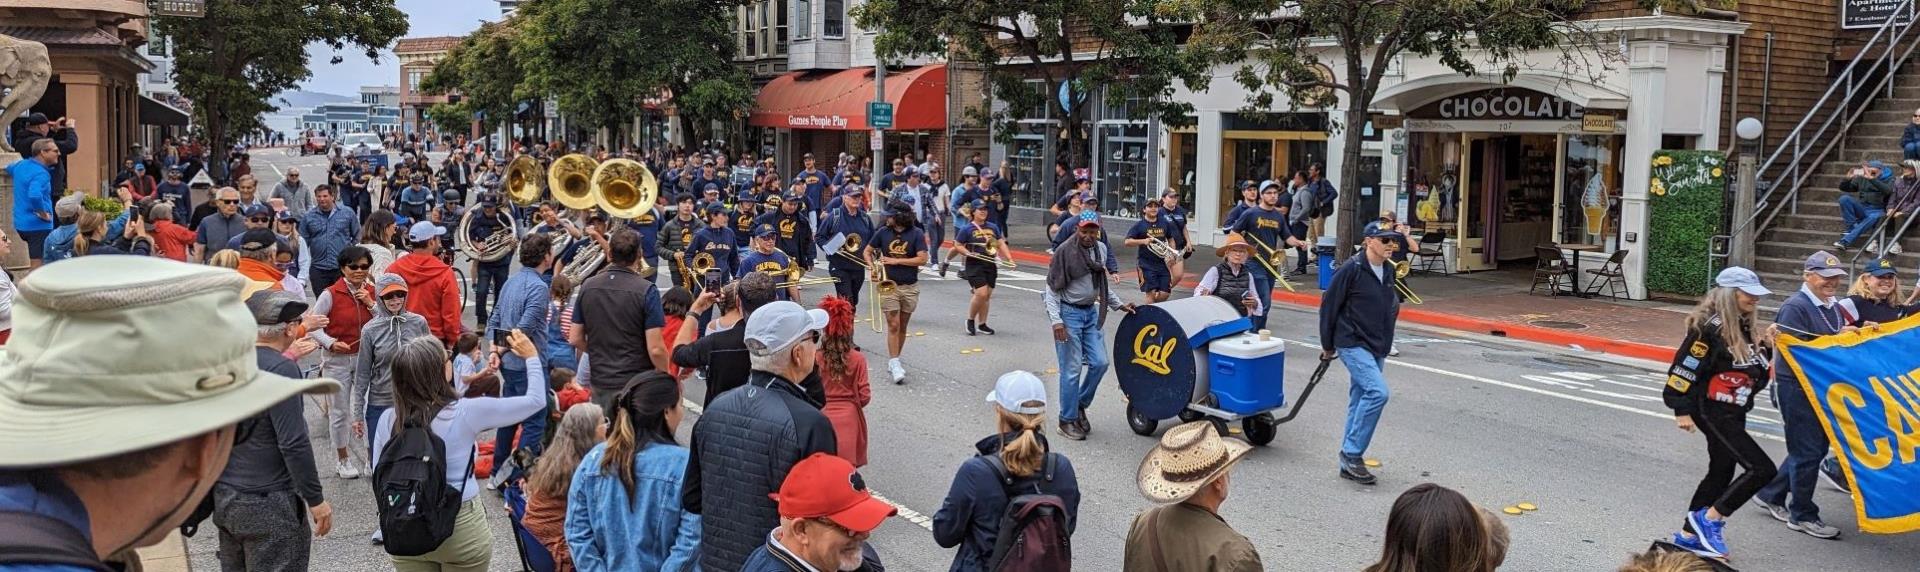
[272,90,354,110]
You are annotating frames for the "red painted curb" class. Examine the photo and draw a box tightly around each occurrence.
[987,243,1671,362]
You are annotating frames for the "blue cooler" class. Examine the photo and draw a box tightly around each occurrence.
[1208,333,1287,414]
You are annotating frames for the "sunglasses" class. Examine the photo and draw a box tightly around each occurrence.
[805,331,821,344]
[345,263,372,271]
[218,199,237,205]
[380,292,408,301]
[249,217,271,223]
[810,517,864,538]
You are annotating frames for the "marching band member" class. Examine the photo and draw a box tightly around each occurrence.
[685,203,739,291]
[818,187,875,306]
[468,193,514,326]
[1124,198,1181,303]
[657,193,699,289]
[738,223,801,301]
[867,203,927,384]
[731,191,759,250]
[1160,188,1193,286]
[949,167,983,229]
[1221,180,1259,235]
[1229,181,1291,331]
[795,152,832,225]
[626,193,666,277]
[941,200,1010,336]
[755,188,816,269]
[1194,233,1263,317]
[1662,267,1777,560]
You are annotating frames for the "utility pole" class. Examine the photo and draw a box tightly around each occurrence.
[871,58,887,209]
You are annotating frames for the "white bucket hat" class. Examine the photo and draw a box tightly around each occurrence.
[0,257,339,468]
[1136,421,1253,504]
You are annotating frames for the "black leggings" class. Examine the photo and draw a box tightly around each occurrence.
[1689,406,1779,519]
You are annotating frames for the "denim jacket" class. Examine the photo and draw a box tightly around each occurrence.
[565,442,701,572]
[487,267,551,371]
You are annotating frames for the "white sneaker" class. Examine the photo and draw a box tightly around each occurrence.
[336,458,362,479]
[888,358,906,384]
[1893,244,1905,255]
[1389,344,1401,357]
[1864,239,1880,254]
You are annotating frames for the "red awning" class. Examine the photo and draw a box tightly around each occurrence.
[749,65,947,131]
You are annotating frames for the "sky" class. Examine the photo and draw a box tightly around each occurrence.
[296,0,502,95]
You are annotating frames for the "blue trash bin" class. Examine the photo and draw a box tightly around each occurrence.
[1316,236,1337,290]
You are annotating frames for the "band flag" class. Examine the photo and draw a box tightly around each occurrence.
[1777,317,1920,534]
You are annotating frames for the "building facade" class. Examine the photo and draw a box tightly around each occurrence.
[299,102,401,135]
[393,35,460,138]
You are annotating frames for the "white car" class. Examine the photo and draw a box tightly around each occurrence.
[339,133,384,156]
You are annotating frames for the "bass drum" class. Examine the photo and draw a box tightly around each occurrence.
[1113,296,1249,424]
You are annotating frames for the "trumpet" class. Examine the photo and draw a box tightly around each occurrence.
[1393,260,1423,304]
[1241,233,1298,292]
[776,262,841,288]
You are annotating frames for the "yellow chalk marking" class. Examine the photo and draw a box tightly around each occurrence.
[1363,459,1381,468]
[1503,506,1523,515]
[1517,502,1537,511]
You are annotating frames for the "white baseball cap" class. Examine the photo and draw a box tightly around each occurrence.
[744,300,829,355]
[1714,266,1772,297]
[407,220,447,243]
[986,370,1048,415]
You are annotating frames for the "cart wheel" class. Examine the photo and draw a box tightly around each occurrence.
[1243,414,1278,446]
[1126,403,1158,436]
[1177,408,1206,423]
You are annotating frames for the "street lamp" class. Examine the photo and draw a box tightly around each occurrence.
[1731,117,1763,268]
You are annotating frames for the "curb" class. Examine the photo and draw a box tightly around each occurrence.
[984,243,1673,362]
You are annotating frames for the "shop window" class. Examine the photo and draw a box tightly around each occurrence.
[1169,131,1198,202]
[1008,125,1049,208]
[1096,90,1152,217]
[1563,135,1623,251]
[1404,132,1460,236]
[825,0,844,37]
[793,0,812,40]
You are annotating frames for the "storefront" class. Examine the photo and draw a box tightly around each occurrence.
[749,65,947,179]
[994,83,1164,220]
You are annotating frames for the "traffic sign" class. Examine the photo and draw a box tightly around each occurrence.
[868,102,895,130]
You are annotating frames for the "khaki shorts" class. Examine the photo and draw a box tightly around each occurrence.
[881,282,920,314]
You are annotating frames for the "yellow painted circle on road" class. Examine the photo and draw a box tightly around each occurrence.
[1363,459,1381,468]
[1502,506,1523,515]
[1517,502,1537,511]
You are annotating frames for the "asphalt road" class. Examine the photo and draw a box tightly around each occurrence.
[182,149,1915,571]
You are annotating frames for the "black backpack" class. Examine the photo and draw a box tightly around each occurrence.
[982,453,1071,572]
[373,418,472,557]
[1309,179,1339,219]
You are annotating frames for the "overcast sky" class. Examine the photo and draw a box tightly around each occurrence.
[297,0,501,95]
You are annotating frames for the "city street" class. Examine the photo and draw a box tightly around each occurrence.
[168,151,1919,572]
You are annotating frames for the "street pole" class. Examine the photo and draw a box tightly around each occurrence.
[872,58,887,209]
[1732,117,1763,269]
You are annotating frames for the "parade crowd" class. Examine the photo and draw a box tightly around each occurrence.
[0,123,1827,572]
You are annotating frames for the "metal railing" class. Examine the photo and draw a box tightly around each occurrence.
[1712,0,1920,267]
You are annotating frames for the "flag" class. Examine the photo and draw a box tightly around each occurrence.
[1777,317,1920,534]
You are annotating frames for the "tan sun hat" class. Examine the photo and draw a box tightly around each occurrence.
[1137,420,1254,504]
[0,256,339,468]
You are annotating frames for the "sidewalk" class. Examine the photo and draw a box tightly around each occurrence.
[134,531,190,572]
[989,226,1688,362]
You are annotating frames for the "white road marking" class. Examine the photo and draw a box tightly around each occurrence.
[679,397,938,531]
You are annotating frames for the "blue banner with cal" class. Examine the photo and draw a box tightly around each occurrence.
[1777,317,1920,534]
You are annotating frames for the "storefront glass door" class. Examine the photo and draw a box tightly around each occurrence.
[1457,134,1494,272]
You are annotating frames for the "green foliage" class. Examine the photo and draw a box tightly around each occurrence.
[1647,150,1728,295]
[421,20,527,128]
[515,0,749,131]
[81,195,124,218]
[425,102,474,137]
[157,0,409,162]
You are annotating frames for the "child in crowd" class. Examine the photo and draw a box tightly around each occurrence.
[662,287,695,379]
[451,331,496,395]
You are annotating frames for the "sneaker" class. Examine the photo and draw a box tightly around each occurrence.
[1339,457,1377,485]
[370,528,384,545]
[1669,532,1719,559]
[1787,519,1841,539]
[336,458,362,480]
[1389,344,1400,357]
[1058,420,1086,440]
[1892,243,1905,255]
[977,324,996,335]
[1833,241,1849,251]
[1819,457,1853,495]
[939,262,950,278]
[1750,497,1790,523]
[888,358,906,384]
[1864,239,1881,254]
[1688,509,1729,557]
[967,320,977,336]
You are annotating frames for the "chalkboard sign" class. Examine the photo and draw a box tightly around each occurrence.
[1843,0,1914,29]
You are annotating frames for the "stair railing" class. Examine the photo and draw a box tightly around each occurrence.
[1711,1,1920,269]
[1846,182,1919,270]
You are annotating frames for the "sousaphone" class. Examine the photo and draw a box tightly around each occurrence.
[504,155,544,206]
[548,153,600,211]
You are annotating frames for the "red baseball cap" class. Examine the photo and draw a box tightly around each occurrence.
[770,453,897,533]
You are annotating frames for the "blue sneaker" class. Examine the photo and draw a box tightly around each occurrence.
[1669,531,1716,558]
[1687,509,1728,557]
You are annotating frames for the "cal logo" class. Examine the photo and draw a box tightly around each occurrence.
[1131,324,1178,375]
[779,219,797,238]
[1667,374,1692,392]
[1689,341,1710,358]
[888,239,908,256]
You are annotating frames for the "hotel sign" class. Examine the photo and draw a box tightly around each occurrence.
[1843,0,1914,29]
[152,0,206,17]
[1409,88,1585,121]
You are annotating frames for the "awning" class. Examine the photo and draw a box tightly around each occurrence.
[140,95,190,127]
[750,65,947,131]
[1372,72,1629,112]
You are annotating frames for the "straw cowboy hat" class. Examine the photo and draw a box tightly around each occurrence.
[1216,232,1255,258]
[1137,421,1254,504]
[0,256,338,468]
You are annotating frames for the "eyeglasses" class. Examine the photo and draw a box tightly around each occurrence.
[810,517,865,539]
[804,331,821,345]
[380,292,408,301]
[345,263,372,271]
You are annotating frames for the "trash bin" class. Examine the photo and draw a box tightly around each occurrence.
[1316,236,1338,290]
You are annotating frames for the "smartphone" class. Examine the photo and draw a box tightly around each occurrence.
[703,269,724,294]
[492,329,511,348]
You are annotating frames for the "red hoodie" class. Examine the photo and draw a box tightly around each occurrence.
[151,219,196,261]
[385,252,463,346]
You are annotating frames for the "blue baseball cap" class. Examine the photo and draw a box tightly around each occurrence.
[1715,266,1772,296]
[1804,250,1848,278]
[969,199,986,211]
[738,192,759,203]
[704,203,727,215]
[754,223,778,238]
[1864,257,1899,277]
[1364,225,1403,240]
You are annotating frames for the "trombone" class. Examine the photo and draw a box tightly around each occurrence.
[828,237,884,332]
[1393,259,1423,304]
[776,261,840,288]
[962,241,1018,268]
[1241,233,1298,292]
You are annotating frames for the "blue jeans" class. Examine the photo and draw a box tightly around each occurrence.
[1054,304,1109,422]
[364,404,388,451]
[1839,194,1886,246]
[474,262,511,324]
[1337,346,1390,460]
[1756,378,1828,522]
[1248,274,1275,332]
[922,217,946,264]
[494,367,549,459]
[1906,141,1920,161]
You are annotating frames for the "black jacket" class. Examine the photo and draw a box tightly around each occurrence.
[1318,256,1399,358]
[1663,314,1770,416]
[932,433,1080,572]
[683,370,839,572]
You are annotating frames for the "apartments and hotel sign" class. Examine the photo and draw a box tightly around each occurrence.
[1843,0,1914,29]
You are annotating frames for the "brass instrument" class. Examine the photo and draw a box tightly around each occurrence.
[669,252,695,291]
[1393,259,1423,304]
[689,252,716,283]
[548,154,600,211]
[561,239,607,284]
[454,207,520,263]
[504,155,544,206]
[1242,233,1298,292]
[1145,236,1180,263]
[776,261,840,288]
[590,158,658,221]
[962,241,1017,268]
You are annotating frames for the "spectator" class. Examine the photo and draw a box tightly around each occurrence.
[385,221,463,347]
[566,372,702,571]
[1364,483,1499,572]
[0,257,334,570]
[523,403,606,572]
[232,229,289,291]
[0,233,12,344]
[816,295,871,467]
[309,246,378,479]
[196,187,248,262]
[672,271,778,405]
[213,290,332,572]
[683,300,837,571]
[1617,550,1716,572]
[272,211,311,283]
[1753,252,1849,540]
[235,175,266,209]
[348,273,433,477]
[8,139,58,268]
[933,370,1080,571]
[1480,506,1510,568]
[1840,257,1919,324]
[9,113,78,192]
[371,333,545,570]
[1123,421,1261,571]
[119,163,158,201]
[208,249,242,268]
[73,207,152,257]
[1904,107,1920,161]
[741,452,895,571]
[1321,226,1407,485]
[488,233,556,457]
[150,203,197,261]
[1874,159,1920,255]
[158,165,193,223]
[273,168,315,218]
[660,287,695,379]
[544,274,581,373]
[1834,160,1892,250]
[569,228,669,412]
[301,186,360,295]
[358,209,400,275]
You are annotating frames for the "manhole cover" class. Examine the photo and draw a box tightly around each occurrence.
[1528,320,1589,330]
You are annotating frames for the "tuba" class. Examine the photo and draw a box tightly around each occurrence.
[561,238,606,284]
[548,154,600,211]
[455,206,520,263]
[504,155,544,206]
[590,158,659,278]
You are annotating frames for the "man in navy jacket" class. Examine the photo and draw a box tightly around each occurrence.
[1318,225,1402,486]
[1751,251,1851,539]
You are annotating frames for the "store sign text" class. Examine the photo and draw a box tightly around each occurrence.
[787,115,852,129]
[1411,88,1587,121]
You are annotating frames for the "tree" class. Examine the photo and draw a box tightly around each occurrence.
[676,74,758,149]
[421,20,531,148]
[158,0,408,178]
[424,102,475,139]
[513,0,750,139]
[1191,0,1606,259]
[855,0,1211,172]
